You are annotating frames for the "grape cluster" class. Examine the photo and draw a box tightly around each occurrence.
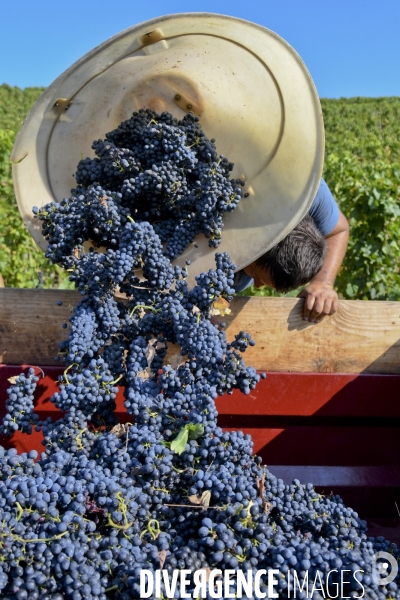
[0,369,40,436]
[1,110,399,599]
[38,109,242,262]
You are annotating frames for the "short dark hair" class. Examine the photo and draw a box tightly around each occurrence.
[255,214,326,292]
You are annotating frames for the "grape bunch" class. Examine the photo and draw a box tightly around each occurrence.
[57,108,242,261]
[0,369,40,436]
[0,110,399,600]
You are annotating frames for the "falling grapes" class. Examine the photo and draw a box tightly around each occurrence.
[0,109,398,599]
[0,369,40,436]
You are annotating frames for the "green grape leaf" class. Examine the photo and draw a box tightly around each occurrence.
[170,427,189,455]
[187,423,205,440]
[170,423,204,455]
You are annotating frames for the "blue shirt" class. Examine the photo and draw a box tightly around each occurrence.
[233,178,339,293]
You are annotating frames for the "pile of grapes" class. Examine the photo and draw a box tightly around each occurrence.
[0,109,398,599]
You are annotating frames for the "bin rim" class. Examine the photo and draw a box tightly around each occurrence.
[11,12,325,285]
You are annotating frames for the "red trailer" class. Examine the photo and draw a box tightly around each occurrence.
[1,288,400,541]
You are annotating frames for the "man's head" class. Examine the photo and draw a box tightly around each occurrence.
[244,214,326,292]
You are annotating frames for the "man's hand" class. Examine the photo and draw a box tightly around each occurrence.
[297,282,338,323]
[297,210,348,323]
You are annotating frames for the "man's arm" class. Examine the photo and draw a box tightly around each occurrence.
[298,210,349,322]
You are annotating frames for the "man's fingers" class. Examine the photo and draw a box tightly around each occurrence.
[298,290,314,320]
[329,296,339,315]
[323,297,334,317]
[309,297,325,322]
[313,298,333,323]
[299,287,339,322]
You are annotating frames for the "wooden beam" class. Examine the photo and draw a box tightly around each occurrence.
[1,289,400,373]
[0,289,81,366]
[220,296,400,374]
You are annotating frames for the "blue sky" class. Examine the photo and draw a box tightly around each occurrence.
[1,0,399,98]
